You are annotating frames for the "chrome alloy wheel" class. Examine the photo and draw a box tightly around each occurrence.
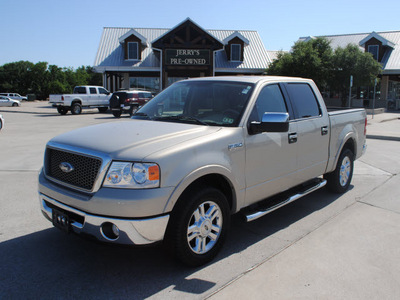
[187,201,223,254]
[340,156,351,187]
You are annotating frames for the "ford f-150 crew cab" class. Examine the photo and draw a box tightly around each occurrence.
[49,86,111,115]
[39,76,367,266]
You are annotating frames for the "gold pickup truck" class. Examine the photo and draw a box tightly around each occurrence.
[39,76,367,266]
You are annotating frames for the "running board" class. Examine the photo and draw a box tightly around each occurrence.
[245,178,327,222]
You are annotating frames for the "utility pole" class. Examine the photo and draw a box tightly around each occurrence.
[372,78,377,119]
[348,75,353,108]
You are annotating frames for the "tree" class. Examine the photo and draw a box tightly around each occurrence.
[0,61,103,99]
[267,38,333,89]
[331,44,382,106]
[267,39,382,107]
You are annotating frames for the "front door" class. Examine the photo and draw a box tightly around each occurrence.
[245,83,298,206]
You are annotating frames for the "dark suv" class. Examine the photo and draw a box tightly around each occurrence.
[109,90,153,118]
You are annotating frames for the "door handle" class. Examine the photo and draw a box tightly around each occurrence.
[321,126,329,136]
[288,133,297,144]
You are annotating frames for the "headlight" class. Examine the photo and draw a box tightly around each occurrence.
[103,162,160,189]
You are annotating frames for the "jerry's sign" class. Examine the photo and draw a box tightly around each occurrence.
[165,49,210,65]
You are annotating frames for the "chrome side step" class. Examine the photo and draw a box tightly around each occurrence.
[245,178,327,222]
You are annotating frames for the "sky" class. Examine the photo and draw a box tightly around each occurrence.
[1,0,399,69]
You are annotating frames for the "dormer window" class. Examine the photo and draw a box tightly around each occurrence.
[128,42,139,60]
[231,44,241,61]
[368,45,379,60]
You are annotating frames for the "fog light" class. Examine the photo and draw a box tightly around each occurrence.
[101,222,120,241]
[112,224,119,237]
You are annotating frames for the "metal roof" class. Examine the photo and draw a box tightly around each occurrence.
[298,30,400,74]
[94,27,271,72]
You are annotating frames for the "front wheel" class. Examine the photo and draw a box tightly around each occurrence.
[165,186,230,267]
[324,148,354,193]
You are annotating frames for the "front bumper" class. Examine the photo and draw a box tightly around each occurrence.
[39,193,170,245]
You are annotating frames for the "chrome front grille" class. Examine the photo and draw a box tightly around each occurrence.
[45,147,102,191]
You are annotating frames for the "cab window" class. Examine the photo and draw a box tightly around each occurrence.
[286,83,321,119]
[249,84,288,122]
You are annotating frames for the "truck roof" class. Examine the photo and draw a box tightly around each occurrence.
[185,76,313,84]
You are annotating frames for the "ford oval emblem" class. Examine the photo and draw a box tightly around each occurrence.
[59,162,74,173]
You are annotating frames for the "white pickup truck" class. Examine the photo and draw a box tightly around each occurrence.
[49,86,111,115]
[39,76,367,266]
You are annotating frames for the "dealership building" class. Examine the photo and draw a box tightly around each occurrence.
[94,18,273,93]
[299,30,400,109]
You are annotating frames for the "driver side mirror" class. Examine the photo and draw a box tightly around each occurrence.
[248,112,289,135]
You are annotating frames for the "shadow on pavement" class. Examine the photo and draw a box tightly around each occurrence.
[0,188,342,299]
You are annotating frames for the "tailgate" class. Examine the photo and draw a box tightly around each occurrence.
[49,95,63,103]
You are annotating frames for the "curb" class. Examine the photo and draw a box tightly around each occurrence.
[366,135,400,142]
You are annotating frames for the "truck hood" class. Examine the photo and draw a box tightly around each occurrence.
[50,120,221,161]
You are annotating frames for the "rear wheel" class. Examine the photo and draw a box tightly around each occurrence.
[165,186,230,267]
[324,148,354,193]
[71,103,82,115]
[57,106,68,115]
[129,105,139,116]
[112,110,122,118]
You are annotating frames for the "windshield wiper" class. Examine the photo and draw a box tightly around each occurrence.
[133,112,153,120]
[155,115,209,126]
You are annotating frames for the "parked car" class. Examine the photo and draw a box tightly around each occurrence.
[0,93,27,101]
[109,90,153,117]
[39,76,367,266]
[49,86,111,115]
[0,96,21,107]
[0,114,4,131]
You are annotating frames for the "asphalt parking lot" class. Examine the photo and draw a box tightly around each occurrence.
[1,102,400,299]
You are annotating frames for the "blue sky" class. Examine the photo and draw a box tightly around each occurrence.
[1,0,399,69]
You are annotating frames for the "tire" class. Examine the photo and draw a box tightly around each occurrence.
[98,107,108,113]
[57,106,68,115]
[71,103,82,115]
[0,119,2,131]
[112,110,122,118]
[12,103,18,107]
[165,186,230,267]
[324,148,354,193]
[129,105,139,116]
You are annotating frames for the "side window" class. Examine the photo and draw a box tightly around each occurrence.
[89,88,97,94]
[286,83,321,119]
[73,87,86,94]
[98,88,109,94]
[249,84,287,122]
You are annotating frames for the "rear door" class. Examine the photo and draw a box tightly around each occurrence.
[89,87,97,105]
[0,96,8,106]
[283,82,330,182]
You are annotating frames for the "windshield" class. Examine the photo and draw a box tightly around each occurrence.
[132,80,254,126]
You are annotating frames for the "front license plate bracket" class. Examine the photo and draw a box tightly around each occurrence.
[52,209,71,233]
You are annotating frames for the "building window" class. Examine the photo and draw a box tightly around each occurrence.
[130,77,160,93]
[128,42,139,60]
[231,44,241,61]
[368,45,379,60]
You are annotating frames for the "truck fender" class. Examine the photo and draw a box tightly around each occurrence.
[71,98,82,104]
[163,165,243,215]
[329,131,357,173]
